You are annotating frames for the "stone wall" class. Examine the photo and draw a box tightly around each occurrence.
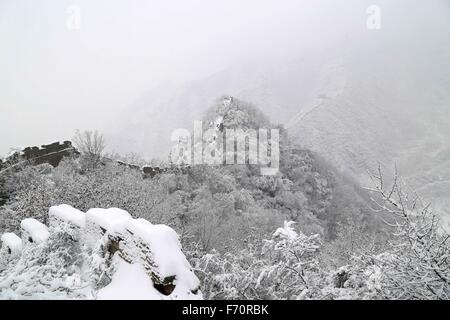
[21,141,79,167]
[0,205,202,299]
[142,166,167,178]
[0,142,80,208]
[1,141,80,173]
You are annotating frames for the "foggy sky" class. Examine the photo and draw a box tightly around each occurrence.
[1,0,449,156]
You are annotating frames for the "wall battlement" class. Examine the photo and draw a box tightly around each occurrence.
[2,141,80,170]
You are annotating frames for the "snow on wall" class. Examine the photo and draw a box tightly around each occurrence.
[120,219,200,290]
[49,204,86,230]
[91,213,202,298]
[0,232,23,271]
[86,208,131,231]
[1,205,202,300]
[20,218,50,244]
[1,233,22,256]
[84,208,131,249]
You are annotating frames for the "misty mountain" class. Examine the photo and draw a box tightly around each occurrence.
[108,32,450,219]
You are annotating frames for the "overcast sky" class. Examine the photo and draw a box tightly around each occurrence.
[1,0,449,156]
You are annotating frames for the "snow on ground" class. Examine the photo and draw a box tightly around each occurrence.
[1,233,22,254]
[49,204,86,228]
[20,218,50,243]
[97,258,164,300]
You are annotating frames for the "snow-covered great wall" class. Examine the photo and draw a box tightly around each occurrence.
[0,204,202,300]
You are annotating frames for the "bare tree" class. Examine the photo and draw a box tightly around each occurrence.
[364,164,450,299]
[72,130,106,158]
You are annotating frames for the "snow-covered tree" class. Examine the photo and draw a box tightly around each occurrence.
[190,221,323,300]
[361,165,450,299]
[0,223,86,299]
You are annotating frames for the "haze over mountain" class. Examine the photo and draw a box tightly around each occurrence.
[1,0,448,218]
[2,0,450,301]
[107,3,450,220]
